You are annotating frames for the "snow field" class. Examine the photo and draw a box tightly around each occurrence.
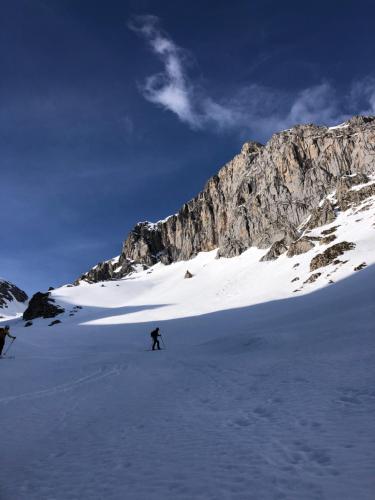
[0,192,374,499]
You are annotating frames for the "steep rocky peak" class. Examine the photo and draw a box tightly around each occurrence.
[76,116,375,283]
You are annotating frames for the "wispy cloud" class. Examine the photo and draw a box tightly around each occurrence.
[129,15,238,130]
[128,15,200,127]
[129,15,375,140]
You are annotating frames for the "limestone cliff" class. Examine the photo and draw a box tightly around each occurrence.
[77,116,375,283]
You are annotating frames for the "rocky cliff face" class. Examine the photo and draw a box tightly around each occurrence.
[78,116,375,283]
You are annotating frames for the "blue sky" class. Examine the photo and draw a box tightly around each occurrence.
[1,0,374,293]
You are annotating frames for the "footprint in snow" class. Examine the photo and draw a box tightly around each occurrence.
[253,406,273,419]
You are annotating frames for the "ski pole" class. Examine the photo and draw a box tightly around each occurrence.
[3,338,15,356]
[160,334,166,349]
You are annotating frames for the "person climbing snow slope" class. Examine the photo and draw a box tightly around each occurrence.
[150,327,161,350]
[0,325,16,357]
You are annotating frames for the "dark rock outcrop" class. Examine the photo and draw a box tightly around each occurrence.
[310,242,356,271]
[48,319,61,327]
[260,239,288,261]
[184,270,193,279]
[23,292,64,321]
[75,257,138,284]
[320,234,337,245]
[304,272,322,284]
[354,262,367,271]
[286,238,315,257]
[0,280,28,308]
[321,226,339,236]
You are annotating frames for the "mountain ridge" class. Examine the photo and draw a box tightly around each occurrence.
[76,115,375,284]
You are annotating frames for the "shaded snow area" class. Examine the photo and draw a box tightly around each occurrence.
[1,201,375,500]
[0,300,25,321]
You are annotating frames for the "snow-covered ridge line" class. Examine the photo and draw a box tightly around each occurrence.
[137,214,179,230]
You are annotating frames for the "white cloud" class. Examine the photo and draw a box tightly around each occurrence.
[128,15,200,128]
[130,16,375,140]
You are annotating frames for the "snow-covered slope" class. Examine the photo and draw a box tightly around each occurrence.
[48,178,375,326]
[1,185,374,500]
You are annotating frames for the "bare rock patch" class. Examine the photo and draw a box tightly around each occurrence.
[310,242,356,271]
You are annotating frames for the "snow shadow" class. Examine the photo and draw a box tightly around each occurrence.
[60,303,172,323]
[90,263,375,354]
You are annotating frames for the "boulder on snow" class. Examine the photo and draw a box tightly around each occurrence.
[354,262,367,271]
[320,234,337,245]
[333,259,348,266]
[286,238,315,257]
[304,272,322,284]
[24,321,33,327]
[321,226,339,236]
[23,292,65,321]
[184,270,193,279]
[309,242,356,271]
[48,319,61,327]
[260,239,288,261]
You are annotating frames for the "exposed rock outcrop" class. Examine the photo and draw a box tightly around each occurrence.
[337,180,375,211]
[75,256,139,284]
[48,319,61,327]
[354,262,367,271]
[320,234,337,245]
[184,270,193,279]
[23,292,64,321]
[304,272,322,284]
[306,200,337,230]
[260,239,288,261]
[286,238,315,257]
[310,242,356,271]
[77,116,375,282]
[321,226,339,236]
[0,280,28,308]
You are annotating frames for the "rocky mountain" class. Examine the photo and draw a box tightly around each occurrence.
[76,115,375,284]
[0,279,28,318]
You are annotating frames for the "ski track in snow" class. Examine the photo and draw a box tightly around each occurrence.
[0,366,121,404]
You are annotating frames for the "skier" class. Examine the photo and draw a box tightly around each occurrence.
[0,325,16,357]
[150,327,161,350]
